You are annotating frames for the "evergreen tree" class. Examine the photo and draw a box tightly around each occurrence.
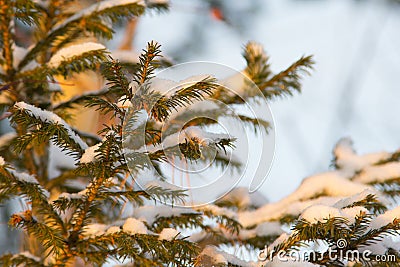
[229,139,400,267]
[0,1,398,267]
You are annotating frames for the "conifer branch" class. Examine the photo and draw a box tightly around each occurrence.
[0,253,45,267]
[3,2,399,266]
[10,103,88,157]
[133,41,162,86]
[17,1,146,71]
[101,59,131,97]
[51,49,109,78]
[14,0,40,26]
[150,76,218,121]
[52,87,109,111]
[243,41,272,86]
[259,55,314,99]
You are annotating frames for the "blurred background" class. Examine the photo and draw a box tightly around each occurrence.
[116,0,400,202]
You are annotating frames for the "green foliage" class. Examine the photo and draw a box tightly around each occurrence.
[11,1,400,267]
[1,1,397,265]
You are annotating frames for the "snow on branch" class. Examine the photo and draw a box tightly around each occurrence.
[6,169,50,198]
[285,171,372,202]
[48,42,107,68]
[197,245,257,267]
[133,205,200,225]
[143,126,234,154]
[238,171,378,227]
[82,217,149,238]
[158,228,180,241]
[122,217,148,235]
[13,102,88,150]
[369,206,400,230]
[8,169,39,184]
[299,204,367,224]
[82,223,108,238]
[53,0,146,32]
[334,137,390,176]
[80,143,102,164]
[353,162,400,184]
